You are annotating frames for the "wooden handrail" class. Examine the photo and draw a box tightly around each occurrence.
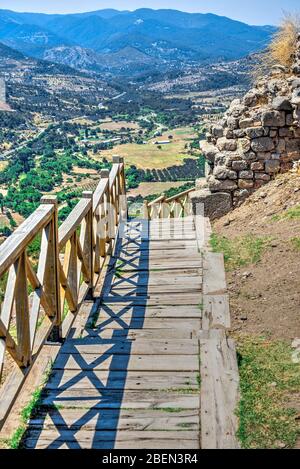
[58,198,91,249]
[0,204,54,278]
[145,187,195,220]
[164,187,195,203]
[148,194,166,207]
[0,157,126,428]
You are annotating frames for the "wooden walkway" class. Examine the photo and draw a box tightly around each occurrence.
[9,216,238,450]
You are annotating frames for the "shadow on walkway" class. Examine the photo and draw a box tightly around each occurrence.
[23,220,150,449]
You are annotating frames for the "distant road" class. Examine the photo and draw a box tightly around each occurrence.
[111,92,127,100]
[0,129,45,161]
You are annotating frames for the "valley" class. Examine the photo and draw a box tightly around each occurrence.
[0,34,254,236]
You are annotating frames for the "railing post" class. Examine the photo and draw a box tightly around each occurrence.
[113,155,127,220]
[40,195,62,342]
[143,200,149,219]
[98,169,110,268]
[159,194,165,219]
[82,191,94,290]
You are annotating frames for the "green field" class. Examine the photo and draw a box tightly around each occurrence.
[93,127,197,169]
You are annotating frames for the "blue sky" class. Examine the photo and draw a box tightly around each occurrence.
[0,1,299,25]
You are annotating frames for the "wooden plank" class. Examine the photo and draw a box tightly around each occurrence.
[0,260,20,374]
[101,294,202,306]
[28,408,199,431]
[92,178,108,212]
[120,240,197,251]
[82,328,197,340]
[203,252,227,295]
[110,285,202,296]
[58,199,91,249]
[0,204,54,277]
[0,344,60,436]
[112,270,203,282]
[40,391,200,410]
[95,304,202,321]
[114,261,201,272]
[112,267,202,278]
[24,430,199,449]
[199,329,240,449]
[52,354,199,371]
[15,251,31,366]
[202,294,230,330]
[60,339,199,355]
[45,370,199,391]
[30,224,53,348]
[93,318,201,330]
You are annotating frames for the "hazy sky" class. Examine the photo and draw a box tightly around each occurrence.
[0,1,299,25]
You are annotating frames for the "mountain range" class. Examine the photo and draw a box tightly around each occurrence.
[0,8,275,75]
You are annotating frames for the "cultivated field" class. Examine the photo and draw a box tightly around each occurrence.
[99,120,140,131]
[94,127,197,169]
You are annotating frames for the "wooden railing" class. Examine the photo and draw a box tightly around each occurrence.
[143,187,195,219]
[0,156,126,426]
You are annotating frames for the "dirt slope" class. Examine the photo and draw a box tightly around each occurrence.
[213,171,300,341]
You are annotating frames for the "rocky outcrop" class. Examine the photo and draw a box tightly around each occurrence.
[193,33,300,217]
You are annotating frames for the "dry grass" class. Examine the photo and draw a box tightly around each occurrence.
[253,14,299,79]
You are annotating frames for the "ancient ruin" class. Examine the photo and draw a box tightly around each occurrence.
[191,33,300,219]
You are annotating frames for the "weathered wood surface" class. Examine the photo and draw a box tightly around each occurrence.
[199,330,240,449]
[0,162,126,432]
[16,215,240,450]
[203,252,227,295]
[202,294,230,330]
[20,217,202,449]
[45,370,199,390]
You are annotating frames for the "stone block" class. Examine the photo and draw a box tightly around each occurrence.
[251,137,275,152]
[239,170,254,179]
[207,176,238,192]
[245,126,266,139]
[272,96,293,111]
[216,137,237,152]
[238,138,251,152]
[189,189,232,220]
[255,173,271,181]
[232,160,248,171]
[213,166,238,180]
[238,179,254,189]
[239,118,254,129]
[250,161,264,171]
[261,110,286,127]
[265,160,280,173]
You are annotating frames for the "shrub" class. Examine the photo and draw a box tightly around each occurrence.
[254,14,300,78]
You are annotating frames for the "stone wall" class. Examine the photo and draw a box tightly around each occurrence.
[191,33,300,218]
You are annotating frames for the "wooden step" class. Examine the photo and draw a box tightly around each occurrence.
[95,304,202,320]
[60,338,199,355]
[28,408,199,432]
[52,354,199,372]
[91,318,201,331]
[40,390,200,410]
[45,370,199,391]
[24,430,199,449]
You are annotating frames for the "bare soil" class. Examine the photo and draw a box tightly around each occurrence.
[213,172,300,341]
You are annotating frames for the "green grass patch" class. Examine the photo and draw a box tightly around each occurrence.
[5,361,53,449]
[290,237,300,251]
[164,387,198,394]
[272,205,300,221]
[236,335,300,449]
[210,233,272,270]
[177,422,195,428]
[158,407,185,413]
